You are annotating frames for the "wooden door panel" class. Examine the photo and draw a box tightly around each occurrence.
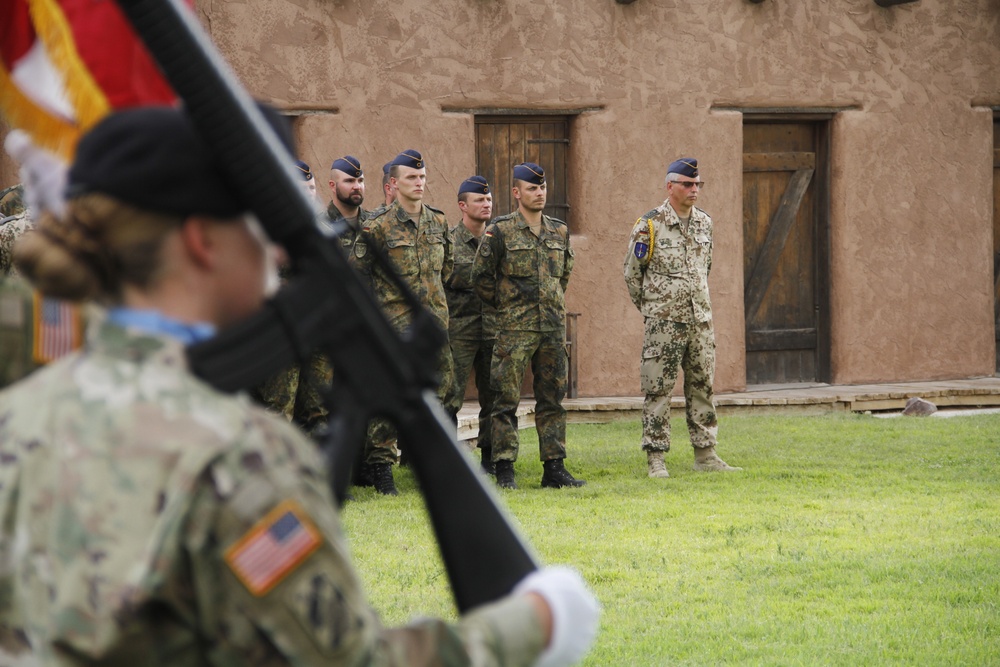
[475,116,570,226]
[743,121,827,385]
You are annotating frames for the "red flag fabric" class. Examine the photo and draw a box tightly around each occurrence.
[0,0,185,158]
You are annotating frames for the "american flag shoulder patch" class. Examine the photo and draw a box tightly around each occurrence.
[224,499,323,597]
[32,293,82,364]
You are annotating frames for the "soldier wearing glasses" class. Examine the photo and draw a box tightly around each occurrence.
[623,157,741,479]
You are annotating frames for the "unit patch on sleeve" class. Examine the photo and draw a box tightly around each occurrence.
[633,242,648,259]
[225,499,322,596]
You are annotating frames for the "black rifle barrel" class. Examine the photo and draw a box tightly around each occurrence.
[112,0,538,612]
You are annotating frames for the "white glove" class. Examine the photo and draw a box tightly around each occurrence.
[4,129,68,217]
[514,566,600,667]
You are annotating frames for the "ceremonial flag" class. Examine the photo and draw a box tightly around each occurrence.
[0,0,183,159]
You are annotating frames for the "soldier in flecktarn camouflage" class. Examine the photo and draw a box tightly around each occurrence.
[446,175,499,475]
[472,162,585,490]
[623,157,741,479]
[361,149,456,495]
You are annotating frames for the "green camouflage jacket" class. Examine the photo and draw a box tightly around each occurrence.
[472,211,573,333]
[445,222,498,341]
[0,184,25,219]
[0,277,84,390]
[623,201,713,323]
[363,201,453,332]
[1,211,32,278]
[0,320,545,666]
[325,201,374,278]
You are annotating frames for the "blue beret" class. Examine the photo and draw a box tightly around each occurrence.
[67,104,295,219]
[458,175,490,196]
[667,157,699,179]
[382,162,391,175]
[294,159,313,181]
[390,149,424,170]
[513,162,545,185]
[331,155,362,177]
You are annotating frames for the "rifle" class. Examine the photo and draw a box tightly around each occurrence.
[112,0,538,613]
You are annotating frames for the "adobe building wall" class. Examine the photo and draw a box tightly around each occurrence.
[200,0,998,395]
[3,0,997,395]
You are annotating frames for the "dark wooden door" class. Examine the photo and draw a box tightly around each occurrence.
[743,120,830,385]
[475,116,570,226]
[993,116,1000,372]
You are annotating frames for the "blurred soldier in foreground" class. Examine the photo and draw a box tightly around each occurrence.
[623,157,741,478]
[361,149,456,495]
[1,150,84,388]
[0,106,599,666]
[473,163,585,490]
[446,175,499,474]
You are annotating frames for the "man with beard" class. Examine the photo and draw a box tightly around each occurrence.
[326,155,370,271]
[472,163,584,490]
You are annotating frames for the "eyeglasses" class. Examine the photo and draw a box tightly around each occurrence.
[670,180,705,189]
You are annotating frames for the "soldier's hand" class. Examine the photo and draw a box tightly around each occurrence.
[515,566,601,667]
[4,130,68,218]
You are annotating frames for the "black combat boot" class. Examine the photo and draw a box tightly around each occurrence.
[494,460,517,489]
[371,463,398,496]
[480,445,496,476]
[353,460,375,488]
[541,459,586,488]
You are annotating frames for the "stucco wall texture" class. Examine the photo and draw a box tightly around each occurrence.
[197,0,999,395]
[3,1,995,396]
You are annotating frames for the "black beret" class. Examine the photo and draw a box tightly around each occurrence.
[294,159,313,181]
[66,104,294,219]
[513,162,545,185]
[667,157,699,179]
[458,175,490,196]
[331,155,363,177]
[390,149,424,170]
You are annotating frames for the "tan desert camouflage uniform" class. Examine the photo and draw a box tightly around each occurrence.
[0,320,546,666]
[473,211,573,462]
[623,201,718,452]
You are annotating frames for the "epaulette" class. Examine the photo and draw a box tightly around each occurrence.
[544,215,567,228]
[643,208,658,220]
[491,212,516,223]
[425,204,445,215]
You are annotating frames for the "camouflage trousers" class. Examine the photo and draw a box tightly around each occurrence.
[448,337,496,451]
[368,345,456,464]
[640,317,718,452]
[490,329,567,463]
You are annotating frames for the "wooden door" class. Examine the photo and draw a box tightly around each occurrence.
[993,116,1000,371]
[475,116,570,226]
[743,119,830,384]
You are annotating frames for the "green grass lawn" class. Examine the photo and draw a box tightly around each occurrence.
[342,413,1000,666]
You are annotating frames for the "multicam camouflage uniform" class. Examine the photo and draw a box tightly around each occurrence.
[445,223,498,453]
[363,200,456,461]
[623,201,718,453]
[472,211,573,463]
[0,320,546,666]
